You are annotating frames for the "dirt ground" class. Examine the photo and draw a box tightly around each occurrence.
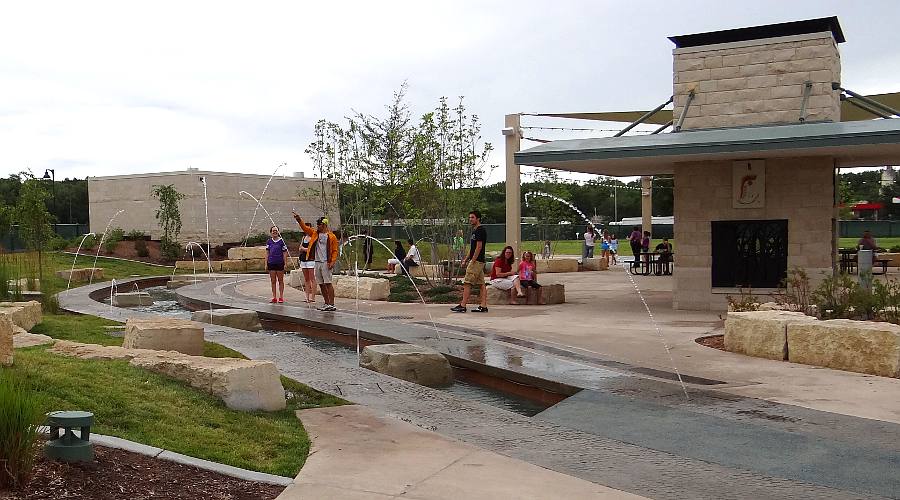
[1,445,284,500]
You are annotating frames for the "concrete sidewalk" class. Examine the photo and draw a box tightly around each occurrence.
[239,266,900,425]
[277,405,644,500]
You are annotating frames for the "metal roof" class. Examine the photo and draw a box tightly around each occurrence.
[515,119,900,176]
[669,16,845,48]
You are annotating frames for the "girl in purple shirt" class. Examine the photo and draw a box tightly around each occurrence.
[266,226,288,303]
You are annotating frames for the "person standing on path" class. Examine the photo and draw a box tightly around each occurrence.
[583,226,596,259]
[298,233,317,303]
[266,226,288,303]
[362,229,374,270]
[452,210,489,313]
[292,212,339,311]
[628,225,642,270]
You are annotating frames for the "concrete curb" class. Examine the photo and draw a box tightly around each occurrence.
[38,426,293,487]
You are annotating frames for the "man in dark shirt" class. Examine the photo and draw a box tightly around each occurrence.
[452,210,489,313]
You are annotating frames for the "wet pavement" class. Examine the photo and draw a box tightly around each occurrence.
[59,276,900,499]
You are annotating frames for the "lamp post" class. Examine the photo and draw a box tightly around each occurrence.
[42,169,56,226]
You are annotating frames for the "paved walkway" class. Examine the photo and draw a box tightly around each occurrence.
[277,406,643,500]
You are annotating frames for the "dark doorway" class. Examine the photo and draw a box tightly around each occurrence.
[711,219,788,288]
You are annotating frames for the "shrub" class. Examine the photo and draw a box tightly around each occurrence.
[890,245,900,253]
[103,227,125,255]
[775,267,815,316]
[160,239,182,262]
[46,236,69,251]
[0,371,43,489]
[725,288,759,312]
[811,273,855,320]
[245,232,268,246]
[134,238,149,257]
[126,229,147,241]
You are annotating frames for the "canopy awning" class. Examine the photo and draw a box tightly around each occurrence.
[525,92,900,125]
[515,119,900,176]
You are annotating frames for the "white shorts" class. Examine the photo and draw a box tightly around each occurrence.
[300,260,315,269]
[387,258,401,266]
[489,276,519,290]
[314,261,333,284]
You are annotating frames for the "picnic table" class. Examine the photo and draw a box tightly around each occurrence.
[632,252,674,276]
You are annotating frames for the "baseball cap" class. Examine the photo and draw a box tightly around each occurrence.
[316,217,329,225]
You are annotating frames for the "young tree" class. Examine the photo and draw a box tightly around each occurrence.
[151,184,186,261]
[15,174,55,280]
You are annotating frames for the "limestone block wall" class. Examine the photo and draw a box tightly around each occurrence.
[673,32,841,129]
[673,157,835,310]
[88,170,340,246]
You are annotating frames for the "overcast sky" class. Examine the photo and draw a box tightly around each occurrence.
[2,1,899,185]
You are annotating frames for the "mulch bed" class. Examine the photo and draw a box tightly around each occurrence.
[695,334,725,351]
[2,445,285,500]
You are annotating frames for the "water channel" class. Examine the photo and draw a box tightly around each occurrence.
[119,286,555,416]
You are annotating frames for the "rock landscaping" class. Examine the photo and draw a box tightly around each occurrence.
[123,317,205,355]
[536,258,579,274]
[55,268,103,282]
[192,309,262,331]
[359,343,453,387]
[51,340,287,411]
[725,311,900,378]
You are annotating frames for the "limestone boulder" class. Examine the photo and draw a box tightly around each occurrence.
[174,260,223,272]
[0,301,43,331]
[130,353,286,411]
[725,311,816,361]
[409,265,443,280]
[192,309,262,332]
[243,258,267,272]
[359,344,452,387]
[787,319,900,378]
[112,292,153,307]
[7,278,40,291]
[289,269,305,288]
[55,268,103,282]
[220,260,248,273]
[51,341,285,411]
[0,313,13,366]
[13,332,54,348]
[331,276,390,301]
[227,246,267,260]
[123,318,205,355]
[581,258,609,271]
[536,259,578,274]
[486,283,565,305]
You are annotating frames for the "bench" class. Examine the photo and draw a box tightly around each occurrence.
[875,258,890,275]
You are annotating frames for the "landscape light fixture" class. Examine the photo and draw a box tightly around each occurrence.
[42,168,54,180]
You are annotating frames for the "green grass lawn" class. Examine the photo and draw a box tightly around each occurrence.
[15,312,346,476]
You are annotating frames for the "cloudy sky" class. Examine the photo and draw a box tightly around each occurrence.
[2,1,899,184]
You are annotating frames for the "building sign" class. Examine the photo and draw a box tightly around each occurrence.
[732,160,765,209]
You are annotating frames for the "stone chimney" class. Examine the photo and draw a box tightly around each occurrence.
[670,17,844,130]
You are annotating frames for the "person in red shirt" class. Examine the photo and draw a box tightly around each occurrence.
[518,251,544,305]
[489,245,525,304]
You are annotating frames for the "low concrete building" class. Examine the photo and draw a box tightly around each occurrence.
[88,169,340,245]
[512,17,900,311]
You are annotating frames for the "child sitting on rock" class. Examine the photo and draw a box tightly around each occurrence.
[518,251,544,305]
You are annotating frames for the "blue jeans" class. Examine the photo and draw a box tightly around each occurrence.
[583,244,594,258]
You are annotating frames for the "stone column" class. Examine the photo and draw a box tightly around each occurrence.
[504,114,522,254]
[641,176,652,237]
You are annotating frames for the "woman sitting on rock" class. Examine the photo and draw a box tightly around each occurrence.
[489,245,525,304]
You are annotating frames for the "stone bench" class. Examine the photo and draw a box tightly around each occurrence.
[486,283,565,305]
[359,344,452,387]
[408,264,444,279]
[55,268,103,282]
[191,309,262,331]
[0,314,13,366]
[725,311,817,361]
[725,311,900,378]
[123,318,205,355]
[227,246,267,260]
[51,341,286,412]
[787,319,900,378]
[331,275,390,301]
[536,259,578,274]
[111,292,154,307]
[581,258,609,271]
[175,260,224,272]
[7,278,40,292]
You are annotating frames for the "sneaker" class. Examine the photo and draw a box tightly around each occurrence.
[316,305,328,311]
[323,304,337,311]
[450,305,467,313]
[472,306,489,313]
[278,298,284,303]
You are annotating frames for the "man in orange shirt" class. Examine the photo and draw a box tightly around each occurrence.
[292,211,339,311]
